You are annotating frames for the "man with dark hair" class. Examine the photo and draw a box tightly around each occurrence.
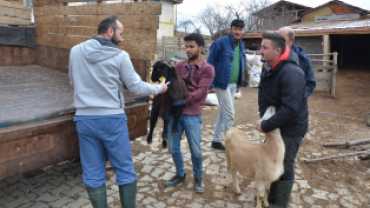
[69,14,167,208]
[278,27,316,97]
[255,32,308,208]
[164,33,214,193]
[207,19,246,150]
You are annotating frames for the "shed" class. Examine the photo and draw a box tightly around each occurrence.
[243,0,370,69]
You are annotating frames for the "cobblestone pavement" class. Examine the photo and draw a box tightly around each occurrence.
[1,88,370,208]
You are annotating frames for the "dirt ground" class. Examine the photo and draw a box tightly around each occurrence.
[129,67,370,208]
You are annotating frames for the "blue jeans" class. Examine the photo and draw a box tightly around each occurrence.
[167,114,203,178]
[74,114,137,188]
[213,83,237,142]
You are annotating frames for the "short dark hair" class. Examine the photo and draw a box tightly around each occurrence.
[98,14,120,35]
[184,33,205,47]
[261,32,286,54]
[231,19,244,28]
[288,31,295,40]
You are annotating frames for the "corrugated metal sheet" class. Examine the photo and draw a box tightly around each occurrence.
[243,18,370,37]
[288,18,370,34]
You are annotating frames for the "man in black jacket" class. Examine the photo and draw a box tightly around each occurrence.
[255,32,308,208]
[278,27,316,97]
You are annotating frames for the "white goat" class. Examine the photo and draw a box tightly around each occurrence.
[225,106,285,208]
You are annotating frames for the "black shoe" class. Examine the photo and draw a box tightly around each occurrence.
[165,173,186,187]
[211,142,225,150]
[194,177,205,193]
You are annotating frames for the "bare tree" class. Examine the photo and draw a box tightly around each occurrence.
[240,0,271,32]
[178,19,197,34]
[193,28,201,34]
[241,0,299,32]
[197,5,218,36]
[195,3,234,39]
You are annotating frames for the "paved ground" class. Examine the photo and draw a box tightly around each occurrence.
[1,67,370,207]
[1,103,369,208]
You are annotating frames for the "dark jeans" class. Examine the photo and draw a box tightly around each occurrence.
[279,134,303,181]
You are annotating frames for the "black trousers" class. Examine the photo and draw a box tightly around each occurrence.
[279,134,303,181]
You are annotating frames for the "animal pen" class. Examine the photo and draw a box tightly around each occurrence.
[0,0,161,179]
[245,50,338,98]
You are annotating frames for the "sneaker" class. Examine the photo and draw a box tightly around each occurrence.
[165,173,186,187]
[194,177,205,193]
[211,141,225,150]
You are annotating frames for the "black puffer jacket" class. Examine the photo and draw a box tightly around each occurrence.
[258,49,308,136]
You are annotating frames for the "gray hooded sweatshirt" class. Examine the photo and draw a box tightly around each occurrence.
[68,38,163,115]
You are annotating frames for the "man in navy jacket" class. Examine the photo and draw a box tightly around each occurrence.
[278,27,316,97]
[256,32,308,208]
[207,20,246,150]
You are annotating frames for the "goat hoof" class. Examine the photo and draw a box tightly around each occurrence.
[146,135,152,144]
[172,128,178,135]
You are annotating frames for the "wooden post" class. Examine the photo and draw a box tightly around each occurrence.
[323,35,330,67]
[97,1,104,6]
[163,40,165,61]
[331,52,338,98]
[339,36,344,66]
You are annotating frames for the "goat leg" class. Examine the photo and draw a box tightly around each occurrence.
[161,101,170,148]
[225,148,232,187]
[256,181,266,208]
[147,97,160,144]
[263,182,271,207]
[162,118,169,148]
[231,166,241,194]
[171,106,182,135]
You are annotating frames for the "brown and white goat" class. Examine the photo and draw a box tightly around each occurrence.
[225,106,285,208]
[147,61,189,148]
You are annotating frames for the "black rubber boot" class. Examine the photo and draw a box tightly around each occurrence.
[253,180,278,205]
[119,180,143,208]
[268,180,278,204]
[271,180,294,208]
[86,184,109,208]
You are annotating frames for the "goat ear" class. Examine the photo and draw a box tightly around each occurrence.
[164,61,172,69]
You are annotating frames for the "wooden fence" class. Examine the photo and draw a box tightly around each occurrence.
[307,52,338,98]
[0,0,31,25]
[32,0,161,61]
[245,50,338,98]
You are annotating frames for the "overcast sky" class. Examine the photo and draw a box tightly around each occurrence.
[176,0,370,34]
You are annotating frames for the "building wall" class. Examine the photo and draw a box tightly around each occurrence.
[157,0,175,39]
[302,6,334,22]
[328,3,357,14]
[294,36,324,54]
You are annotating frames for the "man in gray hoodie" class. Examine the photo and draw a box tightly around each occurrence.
[68,15,167,208]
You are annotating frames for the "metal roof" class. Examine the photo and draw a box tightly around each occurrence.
[302,0,370,15]
[172,0,184,4]
[252,0,312,16]
[243,17,370,38]
[287,17,370,34]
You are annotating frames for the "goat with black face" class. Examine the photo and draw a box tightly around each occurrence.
[147,61,189,148]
